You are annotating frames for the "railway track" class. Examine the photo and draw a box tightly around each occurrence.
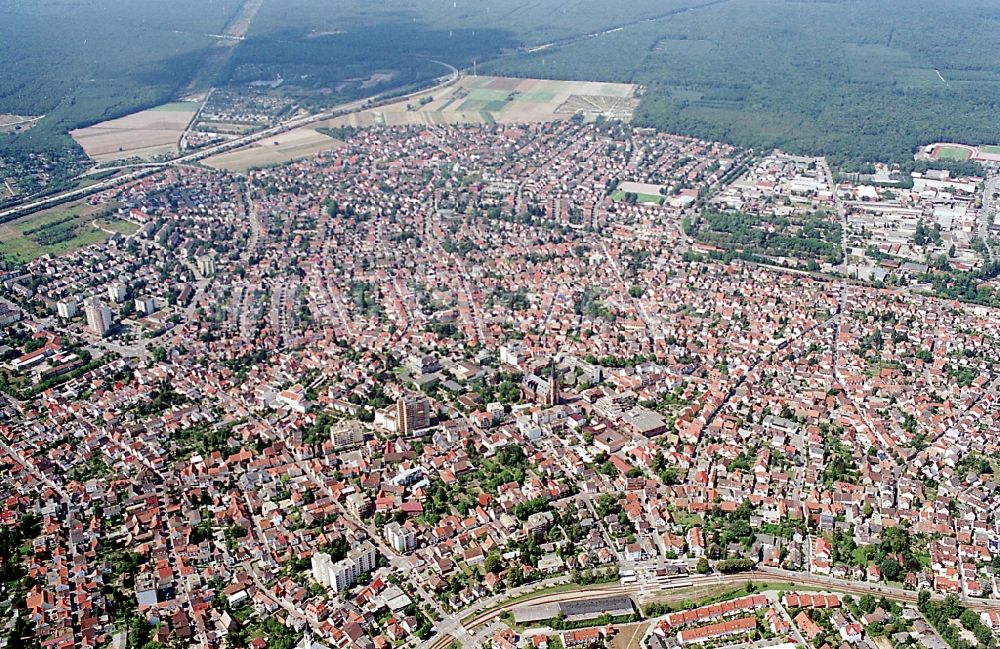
[426,571,1000,648]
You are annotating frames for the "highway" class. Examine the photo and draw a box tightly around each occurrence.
[0,60,461,223]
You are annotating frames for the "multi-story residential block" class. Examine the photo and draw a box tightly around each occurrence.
[384,522,415,554]
[311,541,377,593]
[84,298,113,336]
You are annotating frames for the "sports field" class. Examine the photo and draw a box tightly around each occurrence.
[612,191,664,204]
[931,144,973,161]
[935,146,969,162]
[0,201,132,263]
[70,102,199,162]
[981,145,1000,155]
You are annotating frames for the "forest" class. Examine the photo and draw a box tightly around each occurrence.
[226,24,517,110]
[244,0,707,46]
[0,0,243,155]
[4,0,1000,175]
[483,0,1000,166]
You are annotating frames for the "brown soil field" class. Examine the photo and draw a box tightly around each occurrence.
[70,102,199,162]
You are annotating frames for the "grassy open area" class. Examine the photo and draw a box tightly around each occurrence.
[0,201,127,263]
[612,190,664,204]
[96,219,140,236]
[981,145,1000,155]
[671,511,703,528]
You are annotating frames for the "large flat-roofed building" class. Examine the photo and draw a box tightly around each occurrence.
[622,407,668,437]
[513,595,635,626]
[330,419,365,450]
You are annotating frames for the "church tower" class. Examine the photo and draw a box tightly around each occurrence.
[546,357,560,406]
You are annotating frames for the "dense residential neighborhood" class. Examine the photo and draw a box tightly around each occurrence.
[2,119,1000,649]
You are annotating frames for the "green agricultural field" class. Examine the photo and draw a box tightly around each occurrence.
[935,146,972,161]
[459,99,509,113]
[150,102,200,112]
[516,92,556,103]
[466,88,513,102]
[0,202,129,264]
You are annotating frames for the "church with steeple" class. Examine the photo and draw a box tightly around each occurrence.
[521,356,561,406]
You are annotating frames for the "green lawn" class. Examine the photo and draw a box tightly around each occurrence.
[981,145,1000,155]
[96,219,140,235]
[671,511,704,529]
[935,146,971,161]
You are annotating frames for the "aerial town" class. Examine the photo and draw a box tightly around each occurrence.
[2,118,1000,649]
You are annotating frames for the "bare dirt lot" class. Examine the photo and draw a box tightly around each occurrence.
[0,114,41,134]
[611,622,652,649]
[70,102,199,162]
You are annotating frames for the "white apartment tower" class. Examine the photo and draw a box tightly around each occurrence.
[311,541,377,592]
[384,522,416,554]
[56,299,78,319]
[107,281,128,303]
[84,299,113,337]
